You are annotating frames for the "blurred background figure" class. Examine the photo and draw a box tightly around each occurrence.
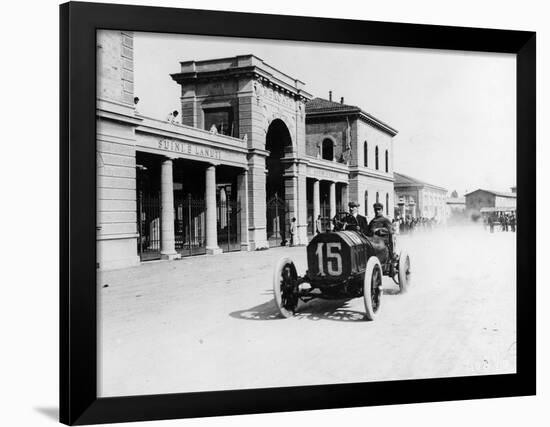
[289,217,297,246]
[166,110,179,124]
[315,214,322,234]
[134,96,140,115]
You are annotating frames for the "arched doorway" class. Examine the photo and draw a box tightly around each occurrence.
[265,119,292,246]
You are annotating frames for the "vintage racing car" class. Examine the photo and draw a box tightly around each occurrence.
[272,220,411,321]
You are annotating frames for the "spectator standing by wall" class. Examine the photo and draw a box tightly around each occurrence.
[166,110,179,124]
[289,217,297,246]
[134,96,140,115]
[510,213,516,232]
[315,215,322,234]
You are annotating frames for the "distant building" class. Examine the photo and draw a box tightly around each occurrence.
[394,172,447,220]
[510,186,517,193]
[446,196,466,211]
[464,189,516,216]
[445,195,466,222]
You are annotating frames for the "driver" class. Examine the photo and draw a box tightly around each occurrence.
[367,202,393,237]
[367,202,395,257]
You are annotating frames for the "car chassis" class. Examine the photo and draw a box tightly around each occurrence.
[273,227,411,321]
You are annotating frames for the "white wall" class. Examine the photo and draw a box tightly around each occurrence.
[2,1,546,427]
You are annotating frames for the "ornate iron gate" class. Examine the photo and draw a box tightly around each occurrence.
[137,191,161,261]
[266,194,288,247]
[217,199,240,252]
[175,194,206,257]
[321,200,331,232]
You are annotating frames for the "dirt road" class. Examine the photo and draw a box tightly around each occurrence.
[98,225,516,397]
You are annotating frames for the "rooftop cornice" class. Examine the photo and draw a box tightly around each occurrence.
[306,109,398,137]
[304,156,351,173]
[135,116,248,153]
[96,97,143,125]
[171,57,312,101]
[358,111,398,136]
[394,182,447,192]
[348,166,395,182]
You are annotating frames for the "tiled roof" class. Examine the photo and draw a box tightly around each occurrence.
[305,97,398,136]
[464,189,517,198]
[305,97,360,113]
[394,172,447,192]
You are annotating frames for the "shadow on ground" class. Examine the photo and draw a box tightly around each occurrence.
[34,407,58,421]
[382,287,402,295]
[230,296,370,322]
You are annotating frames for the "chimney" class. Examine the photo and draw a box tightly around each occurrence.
[340,97,344,104]
[329,91,332,102]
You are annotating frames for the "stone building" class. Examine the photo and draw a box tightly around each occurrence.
[305,95,397,225]
[394,172,447,220]
[96,30,398,270]
[464,189,517,216]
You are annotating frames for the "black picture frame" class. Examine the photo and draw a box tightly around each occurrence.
[60,1,536,425]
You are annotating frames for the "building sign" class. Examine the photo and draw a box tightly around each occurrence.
[158,139,222,160]
[135,132,248,168]
[307,166,348,182]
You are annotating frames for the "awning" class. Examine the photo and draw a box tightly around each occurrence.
[480,207,516,213]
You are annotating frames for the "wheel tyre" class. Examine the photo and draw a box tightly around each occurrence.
[273,257,299,318]
[398,250,411,293]
[363,256,383,321]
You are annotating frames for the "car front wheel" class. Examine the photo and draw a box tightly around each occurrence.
[363,256,383,321]
[273,257,299,318]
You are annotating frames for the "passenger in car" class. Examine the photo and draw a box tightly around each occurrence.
[341,201,368,235]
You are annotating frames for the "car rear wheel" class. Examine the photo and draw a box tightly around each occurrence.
[397,250,411,293]
[363,256,383,321]
[273,257,299,318]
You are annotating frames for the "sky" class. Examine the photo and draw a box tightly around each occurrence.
[133,31,516,196]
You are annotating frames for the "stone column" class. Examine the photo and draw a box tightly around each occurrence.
[296,163,308,244]
[329,181,336,229]
[237,169,250,251]
[313,179,320,229]
[284,175,298,227]
[205,164,222,255]
[160,158,180,260]
[247,153,268,250]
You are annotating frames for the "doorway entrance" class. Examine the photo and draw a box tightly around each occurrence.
[265,119,292,247]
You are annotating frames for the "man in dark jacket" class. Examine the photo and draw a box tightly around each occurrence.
[340,201,369,234]
[367,202,394,257]
[367,202,393,237]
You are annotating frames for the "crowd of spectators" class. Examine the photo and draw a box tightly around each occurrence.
[486,212,516,233]
[392,215,440,235]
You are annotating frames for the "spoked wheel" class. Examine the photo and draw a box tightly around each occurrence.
[397,250,411,293]
[273,257,299,318]
[363,256,383,321]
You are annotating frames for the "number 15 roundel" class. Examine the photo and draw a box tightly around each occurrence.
[315,242,343,276]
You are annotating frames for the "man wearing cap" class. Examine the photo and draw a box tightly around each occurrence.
[367,202,393,237]
[367,202,396,259]
[340,201,369,234]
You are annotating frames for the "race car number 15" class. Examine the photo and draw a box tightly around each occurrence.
[315,242,342,276]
